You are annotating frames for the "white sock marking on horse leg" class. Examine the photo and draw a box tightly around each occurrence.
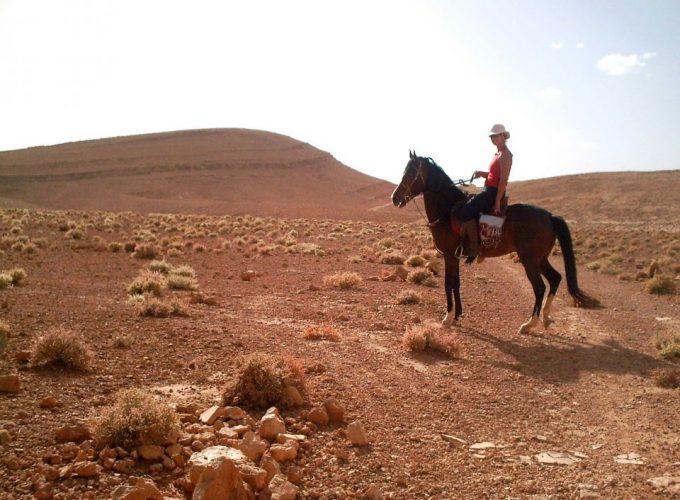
[543,295,555,329]
[518,314,540,335]
[442,312,456,327]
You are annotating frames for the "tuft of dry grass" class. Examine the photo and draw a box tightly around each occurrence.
[147,260,173,275]
[401,324,460,358]
[112,335,131,349]
[397,289,423,305]
[645,275,676,295]
[653,368,680,389]
[132,244,159,259]
[379,252,405,265]
[31,328,93,371]
[0,268,27,288]
[656,332,680,359]
[223,353,306,409]
[323,272,362,290]
[0,320,8,352]
[128,271,167,296]
[108,242,123,252]
[132,295,188,318]
[92,388,179,449]
[404,255,426,267]
[407,269,437,287]
[166,274,198,291]
[0,273,13,289]
[303,324,341,342]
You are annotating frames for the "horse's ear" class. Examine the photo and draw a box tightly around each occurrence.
[409,150,414,159]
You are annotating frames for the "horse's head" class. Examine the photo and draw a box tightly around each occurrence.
[391,150,428,208]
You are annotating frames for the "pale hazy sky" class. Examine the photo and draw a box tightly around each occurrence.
[1,0,679,183]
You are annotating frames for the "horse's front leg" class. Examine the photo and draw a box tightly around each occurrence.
[442,253,462,327]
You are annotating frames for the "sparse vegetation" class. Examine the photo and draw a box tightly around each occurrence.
[31,328,93,371]
[402,324,460,358]
[397,289,423,305]
[132,295,188,317]
[404,255,425,267]
[324,271,362,289]
[645,275,676,295]
[132,244,159,259]
[653,368,680,389]
[407,269,437,287]
[0,321,8,352]
[303,324,341,341]
[223,353,306,409]
[92,388,179,449]
[656,332,680,359]
[128,271,167,296]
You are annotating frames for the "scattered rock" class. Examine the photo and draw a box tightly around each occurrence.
[647,476,680,494]
[0,429,11,445]
[347,421,368,446]
[441,434,467,445]
[535,451,581,465]
[240,270,257,281]
[259,407,286,440]
[189,446,263,493]
[55,423,91,443]
[39,396,62,409]
[191,454,248,500]
[281,385,304,407]
[239,431,268,462]
[138,444,164,461]
[269,441,298,462]
[364,484,384,500]
[323,398,344,423]
[14,351,31,363]
[112,477,163,500]
[199,405,223,426]
[72,461,100,477]
[260,452,281,485]
[222,406,248,420]
[307,406,329,426]
[614,452,645,465]
[0,374,20,393]
[469,442,496,450]
[269,472,299,500]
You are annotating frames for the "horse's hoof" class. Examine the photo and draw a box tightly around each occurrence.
[442,314,456,327]
[543,317,554,329]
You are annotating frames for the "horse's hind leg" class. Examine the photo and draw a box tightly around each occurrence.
[442,253,462,327]
[540,258,562,329]
[518,260,546,335]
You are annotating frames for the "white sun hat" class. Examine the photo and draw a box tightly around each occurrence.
[489,124,510,138]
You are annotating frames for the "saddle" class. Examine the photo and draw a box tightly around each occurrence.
[450,194,509,251]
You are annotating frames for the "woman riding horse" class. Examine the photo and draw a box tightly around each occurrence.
[391,145,599,334]
[458,124,512,264]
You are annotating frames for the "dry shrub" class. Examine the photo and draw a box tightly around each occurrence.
[405,255,426,267]
[194,244,206,253]
[128,271,167,296]
[92,388,179,449]
[124,242,137,253]
[65,228,83,240]
[380,252,405,265]
[653,368,680,389]
[402,324,460,358]
[223,353,306,409]
[133,244,159,259]
[407,269,437,287]
[108,242,123,253]
[645,275,676,295]
[31,328,92,371]
[303,324,340,342]
[0,273,13,289]
[397,289,423,305]
[324,272,362,289]
[166,274,198,291]
[0,268,27,287]
[0,321,8,352]
[133,295,188,318]
[656,333,680,359]
[147,260,173,274]
[112,335,131,349]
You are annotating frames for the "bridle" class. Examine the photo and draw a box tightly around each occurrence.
[400,158,427,204]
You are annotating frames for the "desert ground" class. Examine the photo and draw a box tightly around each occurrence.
[0,131,679,499]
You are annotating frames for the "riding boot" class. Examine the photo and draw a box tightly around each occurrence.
[461,219,479,265]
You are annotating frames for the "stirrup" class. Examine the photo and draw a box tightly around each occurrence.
[454,245,464,259]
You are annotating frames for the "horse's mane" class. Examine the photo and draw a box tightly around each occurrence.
[420,156,466,198]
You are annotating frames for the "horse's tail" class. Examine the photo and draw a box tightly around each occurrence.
[551,215,601,308]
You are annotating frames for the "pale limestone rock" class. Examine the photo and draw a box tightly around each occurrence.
[138,445,164,461]
[55,423,91,443]
[347,421,368,446]
[647,476,680,494]
[307,406,329,426]
[259,407,286,440]
[191,455,248,500]
[469,442,496,450]
[189,446,265,491]
[614,452,645,465]
[534,452,580,465]
[112,477,163,500]
[72,461,100,477]
[323,398,344,423]
[199,406,222,426]
[0,374,20,393]
[223,407,248,420]
[364,484,383,500]
[275,433,305,445]
[269,473,298,500]
[239,431,267,462]
[217,427,240,439]
[269,442,298,462]
[260,452,281,485]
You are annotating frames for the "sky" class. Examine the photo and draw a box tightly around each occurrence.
[1,0,679,183]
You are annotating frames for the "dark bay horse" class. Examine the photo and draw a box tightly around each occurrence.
[391,151,599,334]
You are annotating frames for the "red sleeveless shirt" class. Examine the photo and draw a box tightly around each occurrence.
[485,149,511,188]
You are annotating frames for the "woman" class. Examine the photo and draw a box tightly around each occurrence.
[458,123,513,264]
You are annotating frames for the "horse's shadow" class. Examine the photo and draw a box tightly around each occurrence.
[456,325,668,385]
